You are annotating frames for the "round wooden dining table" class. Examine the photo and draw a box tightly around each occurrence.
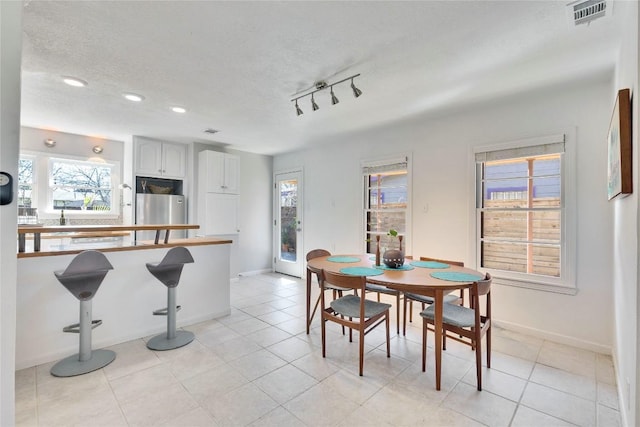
[306,254,484,390]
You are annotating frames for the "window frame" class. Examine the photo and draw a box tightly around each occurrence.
[472,134,576,294]
[20,150,121,220]
[361,154,412,255]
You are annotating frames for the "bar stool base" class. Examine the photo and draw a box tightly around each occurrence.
[146,330,194,351]
[50,349,116,377]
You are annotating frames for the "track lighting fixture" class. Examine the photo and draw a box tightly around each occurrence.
[351,78,363,98]
[291,73,362,116]
[330,87,339,105]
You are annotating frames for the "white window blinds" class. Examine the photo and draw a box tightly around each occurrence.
[475,135,565,163]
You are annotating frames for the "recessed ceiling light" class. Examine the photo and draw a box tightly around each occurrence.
[123,93,144,102]
[172,106,186,113]
[62,76,87,87]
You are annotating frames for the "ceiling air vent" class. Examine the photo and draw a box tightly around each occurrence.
[568,0,607,26]
[203,128,219,135]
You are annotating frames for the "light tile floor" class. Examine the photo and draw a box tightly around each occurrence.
[15,273,622,426]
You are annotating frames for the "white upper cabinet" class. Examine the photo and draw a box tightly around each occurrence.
[199,150,239,194]
[135,138,186,179]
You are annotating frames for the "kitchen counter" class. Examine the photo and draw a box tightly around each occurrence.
[17,224,217,256]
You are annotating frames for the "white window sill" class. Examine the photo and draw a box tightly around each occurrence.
[40,211,119,221]
[491,274,577,295]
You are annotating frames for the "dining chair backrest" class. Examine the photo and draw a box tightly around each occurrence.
[307,249,331,262]
[472,273,492,297]
[321,269,367,294]
[420,256,464,267]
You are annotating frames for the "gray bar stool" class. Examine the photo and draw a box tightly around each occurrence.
[146,246,195,350]
[50,250,116,377]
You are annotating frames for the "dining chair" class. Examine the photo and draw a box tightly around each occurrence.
[320,269,391,376]
[402,256,465,336]
[420,273,492,390]
[365,255,412,335]
[306,249,351,332]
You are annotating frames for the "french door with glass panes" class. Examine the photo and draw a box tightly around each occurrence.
[274,170,303,277]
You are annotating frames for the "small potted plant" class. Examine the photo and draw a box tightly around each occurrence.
[382,229,404,268]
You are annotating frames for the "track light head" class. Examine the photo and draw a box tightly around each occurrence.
[330,87,339,105]
[295,100,303,116]
[311,94,319,111]
[351,79,363,98]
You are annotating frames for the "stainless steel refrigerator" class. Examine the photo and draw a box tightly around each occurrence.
[135,194,187,241]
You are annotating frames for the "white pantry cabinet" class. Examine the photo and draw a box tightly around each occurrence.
[197,150,241,235]
[199,150,239,194]
[135,138,186,179]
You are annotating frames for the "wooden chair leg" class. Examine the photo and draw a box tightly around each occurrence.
[421,318,427,372]
[475,332,482,391]
[409,300,413,323]
[349,318,353,342]
[386,314,391,357]
[395,293,400,334]
[321,314,326,358]
[309,293,321,330]
[402,295,408,336]
[338,290,345,335]
[359,328,365,376]
[487,325,492,368]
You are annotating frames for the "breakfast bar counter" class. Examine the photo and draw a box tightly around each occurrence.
[16,224,232,369]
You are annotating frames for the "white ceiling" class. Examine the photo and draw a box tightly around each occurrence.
[20,1,623,156]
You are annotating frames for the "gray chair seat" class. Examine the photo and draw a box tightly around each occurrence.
[420,302,475,328]
[331,294,391,318]
[365,283,397,295]
[404,292,459,305]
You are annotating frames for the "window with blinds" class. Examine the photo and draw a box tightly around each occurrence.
[363,158,409,253]
[475,135,574,289]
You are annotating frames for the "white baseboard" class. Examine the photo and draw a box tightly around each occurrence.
[238,268,273,277]
[494,318,612,355]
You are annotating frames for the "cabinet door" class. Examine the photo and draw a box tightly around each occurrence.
[223,154,240,194]
[202,193,239,235]
[135,139,163,177]
[200,151,225,193]
[162,143,186,178]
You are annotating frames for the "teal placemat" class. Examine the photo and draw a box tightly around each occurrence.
[327,256,361,263]
[411,260,450,269]
[430,271,483,282]
[339,267,384,276]
[374,264,414,271]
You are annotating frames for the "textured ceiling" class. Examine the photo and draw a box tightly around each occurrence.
[20,1,623,155]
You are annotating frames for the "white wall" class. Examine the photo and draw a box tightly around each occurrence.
[611,1,639,425]
[275,75,615,351]
[0,2,22,424]
[191,143,273,277]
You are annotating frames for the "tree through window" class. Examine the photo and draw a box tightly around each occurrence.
[49,158,114,211]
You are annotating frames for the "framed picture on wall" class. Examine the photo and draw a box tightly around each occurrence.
[607,88,632,200]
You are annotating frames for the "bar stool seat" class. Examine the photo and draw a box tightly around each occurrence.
[146,246,195,350]
[50,250,115,377]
